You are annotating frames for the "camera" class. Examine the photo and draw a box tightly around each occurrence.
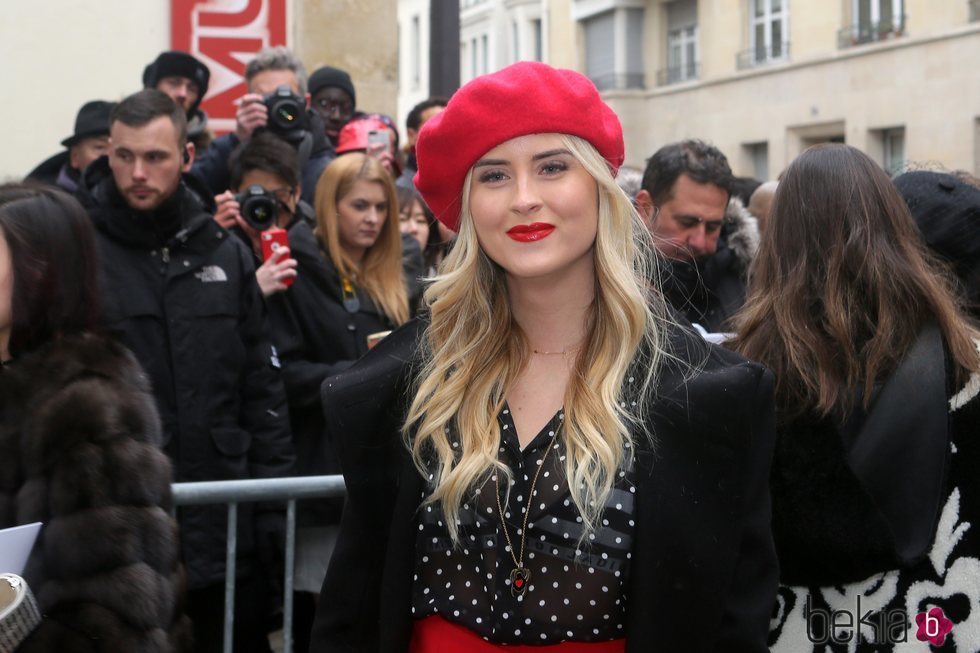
[263,85,305,134]
[235,185,279,231]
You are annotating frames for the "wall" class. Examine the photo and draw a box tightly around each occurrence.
[1,0,170,181]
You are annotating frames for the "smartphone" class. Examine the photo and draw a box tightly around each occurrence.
[260,227,294,287]
[367,130,391,159]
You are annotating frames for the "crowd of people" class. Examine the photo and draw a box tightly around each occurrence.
[1,47,978,653]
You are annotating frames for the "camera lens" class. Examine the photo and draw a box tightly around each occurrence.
[237,185,279,231]
[269,98,301,132]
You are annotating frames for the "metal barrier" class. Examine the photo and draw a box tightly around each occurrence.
[172,475,347,653]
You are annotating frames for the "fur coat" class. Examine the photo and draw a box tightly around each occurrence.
[0,334,192,652]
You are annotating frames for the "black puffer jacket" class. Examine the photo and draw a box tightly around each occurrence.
[76,158,295,589]
[266,219,400,526]
[0,334,192,652]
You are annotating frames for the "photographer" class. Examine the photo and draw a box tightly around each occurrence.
[216,133,303,297]
[193,46,333,206]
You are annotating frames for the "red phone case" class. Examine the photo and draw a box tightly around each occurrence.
[261,228,293,287]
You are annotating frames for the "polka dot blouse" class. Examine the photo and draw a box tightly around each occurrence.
[411,404,638,644]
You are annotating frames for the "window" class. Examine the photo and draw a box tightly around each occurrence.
[582,6,645,91]
[662,0,698,85]
[471,37,478,78]
[532,18,543,61]
[745,0,788,67]
[745,142,769,180]
[512,21,520,63]
[584,11,616,90]
[411,15,421,89]
[481,34,489,74]
[841,0,905,46]
[881,127,905,175]
[666,27,698,83]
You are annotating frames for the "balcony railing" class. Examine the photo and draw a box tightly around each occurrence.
[736,42,790,70]
[590,72,646,92]
[656,62,700,86]
[837,15,907,48]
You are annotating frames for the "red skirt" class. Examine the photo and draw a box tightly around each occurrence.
[409,615,627,653]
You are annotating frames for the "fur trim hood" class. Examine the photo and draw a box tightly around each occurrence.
[724,197,760,273]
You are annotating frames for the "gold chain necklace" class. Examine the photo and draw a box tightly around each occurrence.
[493,412,563,597]
[531,339,584,357]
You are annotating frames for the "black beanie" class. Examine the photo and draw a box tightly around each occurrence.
[894,170,980,302]
[308,66,356,107]
[142,51,211,116]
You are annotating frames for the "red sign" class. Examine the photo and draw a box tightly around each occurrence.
[171,0,288,134]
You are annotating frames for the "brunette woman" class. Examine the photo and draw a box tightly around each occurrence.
[309,62,778,653]
[265,153,410,651]
[0,184,190,651]
[730,144,980,651]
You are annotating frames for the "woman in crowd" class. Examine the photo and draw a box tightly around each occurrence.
[265,153,409,652]
[397,185,450,280]
[310,62,778,652]
[730,144,980,651]
[0,184,190,652]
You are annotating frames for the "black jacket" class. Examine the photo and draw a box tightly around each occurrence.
[77,158,295,589]
[310,317,779,652]
[26,151,80,194]
[660,199,759,333]
[0,334,192,652]
[767,328,980,652]
[192,110,336,205]
[266,220,398,525]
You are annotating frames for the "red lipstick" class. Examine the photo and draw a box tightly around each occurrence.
[506,222,555,242]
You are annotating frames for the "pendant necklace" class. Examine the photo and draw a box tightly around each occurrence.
[494,412,563,597]
[340,276,360,313]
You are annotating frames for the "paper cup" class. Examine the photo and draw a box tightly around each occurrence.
[366,330,392,350]
[0,574,41,652]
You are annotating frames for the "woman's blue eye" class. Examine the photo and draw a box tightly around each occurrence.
[541,161,568,174]
[478,170,507,183]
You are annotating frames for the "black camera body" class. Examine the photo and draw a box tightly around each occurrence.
[235,185,279,231]
[263,85,305,135]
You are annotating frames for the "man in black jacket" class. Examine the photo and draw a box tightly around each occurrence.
[636,140,758,333]
[192,46,334,206]
[26,100,114,193]
[77,89,295,653]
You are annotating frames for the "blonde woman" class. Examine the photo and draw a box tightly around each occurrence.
[310,62,777,653]
[265,152,409,650]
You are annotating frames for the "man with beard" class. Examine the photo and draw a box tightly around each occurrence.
[76,89,294,653]
[636,139,759,333]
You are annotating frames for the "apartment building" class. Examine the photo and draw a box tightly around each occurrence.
[588,0,980,177]
[397,0,979,177]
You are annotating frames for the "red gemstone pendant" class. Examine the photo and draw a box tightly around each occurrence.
[510,567,531,596]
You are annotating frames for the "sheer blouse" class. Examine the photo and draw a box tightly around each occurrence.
[411,404,638,644]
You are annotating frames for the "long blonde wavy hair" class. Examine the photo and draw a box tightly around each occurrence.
[314,153,409,325]
[405,135,670,545]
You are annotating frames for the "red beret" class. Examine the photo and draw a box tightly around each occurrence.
[414,61,624,232]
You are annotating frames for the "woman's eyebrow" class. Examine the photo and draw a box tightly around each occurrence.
[473,158,508,168]
[532,148,573,161]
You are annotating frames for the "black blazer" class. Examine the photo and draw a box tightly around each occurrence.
[310,317,778,652]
